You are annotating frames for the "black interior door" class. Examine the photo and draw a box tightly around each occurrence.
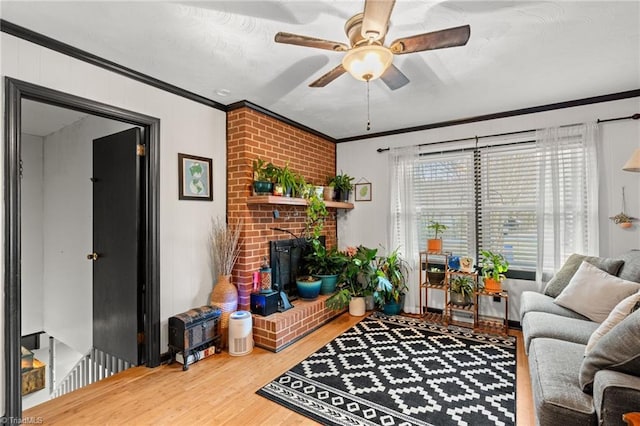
[92,127,143,365]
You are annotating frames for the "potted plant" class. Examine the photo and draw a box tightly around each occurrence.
[427,266,446,286]
[323,179,335,201]
[273,163,297,197]
[449,275,475,306]
[305,239,347,294]
[330,172,354,203]
[296,275,322,300]
[426,220,447,252]
[252,158,276,195]
[377,248,409,315]
[326,246,388,316]
[480,249,509,293]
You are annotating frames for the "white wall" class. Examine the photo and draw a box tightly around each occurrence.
[337,97,640,321]
[1,33,228,411]
[20,134,45,336]
[41,116,132,354]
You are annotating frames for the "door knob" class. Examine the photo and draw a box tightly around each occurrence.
[87,252,99,261]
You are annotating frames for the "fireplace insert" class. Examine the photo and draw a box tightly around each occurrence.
[269,236,325,300]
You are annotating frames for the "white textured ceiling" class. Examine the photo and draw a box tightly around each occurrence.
[2,1,639,139]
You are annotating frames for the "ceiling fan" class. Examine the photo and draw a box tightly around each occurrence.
[274,0,471,90]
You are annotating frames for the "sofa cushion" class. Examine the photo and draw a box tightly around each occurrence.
[617,249,640,283]
[522,311,598,354]
[528,338,596,426]
[592,369,640,425]
[519,291,589,323]
[543,253,624,298]
[554,261,640,323]
[585,290,640,354]
[579,308,640,393]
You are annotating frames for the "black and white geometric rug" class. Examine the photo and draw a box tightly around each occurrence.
[257,312,516,426]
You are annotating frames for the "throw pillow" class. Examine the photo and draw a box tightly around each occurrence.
[543,253,624,298]
[579,308,640,393]
[584,289,640,354]
[554,261,640,323]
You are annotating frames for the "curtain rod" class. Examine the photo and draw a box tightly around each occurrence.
[376,112,640,153]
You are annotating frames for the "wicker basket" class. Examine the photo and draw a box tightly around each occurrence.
[210,274,238,349]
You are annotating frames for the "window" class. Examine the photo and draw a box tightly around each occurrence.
[411,129,595,277]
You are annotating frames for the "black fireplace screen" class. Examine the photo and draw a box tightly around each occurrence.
[269,236,325,299]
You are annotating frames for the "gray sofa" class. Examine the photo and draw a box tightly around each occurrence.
[520,249,640,425]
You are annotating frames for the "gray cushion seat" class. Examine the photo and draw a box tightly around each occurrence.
[522,311,599,354]
[519,290,589,323]
[528,338,596,426]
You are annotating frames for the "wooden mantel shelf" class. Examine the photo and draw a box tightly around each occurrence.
[247,195,354,209]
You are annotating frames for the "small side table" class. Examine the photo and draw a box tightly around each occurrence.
[475,289,509,335]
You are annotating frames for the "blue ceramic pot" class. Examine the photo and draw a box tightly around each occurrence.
[316,274,339,294]
[383,301,402,315]
[296,277,322,300]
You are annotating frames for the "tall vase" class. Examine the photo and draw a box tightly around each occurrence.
[210,274,238,349]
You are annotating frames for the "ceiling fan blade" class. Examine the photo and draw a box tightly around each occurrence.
[309,64,347,87]
[275,32,349,52]
[361,0,396,41]
[390,25,471,55]
[380,64,410,90]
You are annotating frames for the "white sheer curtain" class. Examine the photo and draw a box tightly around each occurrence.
[389,145,421,314]
[536,122,599,288]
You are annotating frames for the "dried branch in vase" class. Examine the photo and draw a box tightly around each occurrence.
[210,217,242,276]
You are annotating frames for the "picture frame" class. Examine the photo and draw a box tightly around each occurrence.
[178,153,213,201]
[354,183,372,202]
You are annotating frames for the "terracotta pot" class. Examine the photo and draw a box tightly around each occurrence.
[427,239,442,253]
[619,222,633,229]
[483,277,502,293]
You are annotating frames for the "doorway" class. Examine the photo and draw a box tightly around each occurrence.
[4,78,161,418]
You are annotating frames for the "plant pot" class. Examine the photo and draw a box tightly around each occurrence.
[619,222,633,229]
[253,180,273,195]
[427,270,445,286]
[272,184,284,196]
[323,186,335,201]
[297,276,322,299]
[296,277,322,300]
[483,277,502,293]
[365,294,375,310]
[334,189,350,203]
[427,238,442,253]
[450,292,472,306]
[314,186,324,198]
[349,296,366,316]
[316,274,339,295]
[383,300,402,315]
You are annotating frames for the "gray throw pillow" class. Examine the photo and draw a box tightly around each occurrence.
[617,249,640,283]
[579,308,640,393]
[543,253,624,298]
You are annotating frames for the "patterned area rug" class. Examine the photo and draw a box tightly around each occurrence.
[257,313,516,426]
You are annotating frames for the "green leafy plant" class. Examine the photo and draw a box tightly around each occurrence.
[326,246,390,310]
[252,158,277,182]
[303,190,328,240]
[330,172,355,192]
[305,240,347,276]
[449,275,475,299]
[274,163,297,196]
[426,220,448,239]
[377,248,409,303]
[480,250,509,282]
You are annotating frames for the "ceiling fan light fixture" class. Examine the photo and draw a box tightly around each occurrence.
[342,45,393,82]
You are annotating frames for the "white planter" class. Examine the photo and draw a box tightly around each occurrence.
[349,297,366,316]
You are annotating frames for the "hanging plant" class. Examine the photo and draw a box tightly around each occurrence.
[609,187,637,228]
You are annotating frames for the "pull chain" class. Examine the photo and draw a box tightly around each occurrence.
[366,79,371,131]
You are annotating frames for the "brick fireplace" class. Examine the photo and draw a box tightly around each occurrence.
[226,105,343,351]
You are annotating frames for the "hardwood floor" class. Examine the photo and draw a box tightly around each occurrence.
[24,313,535,425]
